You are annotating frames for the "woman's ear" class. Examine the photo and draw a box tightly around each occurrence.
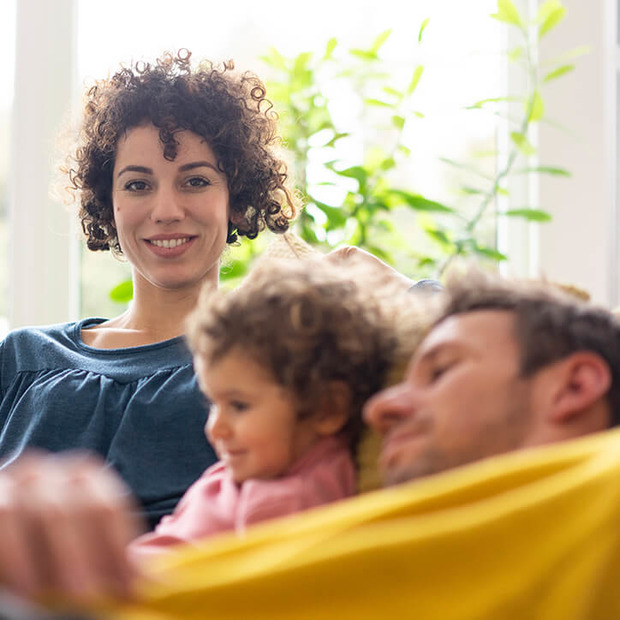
[548,352,611,426]
[313,381,352,436]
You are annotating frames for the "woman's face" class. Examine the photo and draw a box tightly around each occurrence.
[112,124,230,295]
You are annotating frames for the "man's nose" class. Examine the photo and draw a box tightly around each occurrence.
[363,383,416,434]
[150,186,185,223]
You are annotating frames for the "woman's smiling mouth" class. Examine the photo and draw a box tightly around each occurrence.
[145,236,197,257]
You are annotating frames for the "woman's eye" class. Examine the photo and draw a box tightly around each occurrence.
[185,176,210,189]
[124,180,149,192]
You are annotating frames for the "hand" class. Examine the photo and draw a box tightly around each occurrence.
[0,452,143,605]
[325,246,415,289]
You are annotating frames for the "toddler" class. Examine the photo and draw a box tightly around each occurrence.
[129,258,399,558]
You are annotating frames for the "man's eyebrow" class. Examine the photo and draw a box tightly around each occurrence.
[412,341,465,368]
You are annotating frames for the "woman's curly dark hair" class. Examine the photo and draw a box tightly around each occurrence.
[66,49,298,253]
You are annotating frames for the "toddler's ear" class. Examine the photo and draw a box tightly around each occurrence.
[314,381,352,436]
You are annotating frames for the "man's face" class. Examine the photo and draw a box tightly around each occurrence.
[364,310,539,486]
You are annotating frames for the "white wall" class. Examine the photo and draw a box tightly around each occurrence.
[536,0,617,305]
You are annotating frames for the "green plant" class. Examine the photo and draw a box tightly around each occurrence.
[237,0,579,279]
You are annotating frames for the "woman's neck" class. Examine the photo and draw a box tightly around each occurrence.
[82,273,218,349]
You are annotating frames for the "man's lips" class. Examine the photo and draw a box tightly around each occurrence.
[380,428,426,470]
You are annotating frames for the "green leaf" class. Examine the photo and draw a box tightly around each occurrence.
[324,37,338,60]
[371,29,392,55]
[508,46,523,63]
[259,47,288,71]
[537,0,563,23]
[379,157,396,171]
[510,132,536,155]
[490,0,523,27]
[516,165,571,177]
[366,245,391,261]
[527,90,545,122]
[538,1,566,38]
[220,259,249,281]
[543,64,574,82]
[390,190,455,213]
[383,86,404,99]
[293,51,313,74]
[392,115,405,129]
[460,186,484,195]
[365,98,392,108]
[335,166,368,189]
[546,45,589,65]
[313,201,348,228]
[424,228,454,250]
[109,279,133,303]
[473,246,508,261]
[324,131,350,147]
[467,95,519,109]
[418,18,430,43]
[504,208,552,222]
[349,49,377,61]
[407,66,425,95]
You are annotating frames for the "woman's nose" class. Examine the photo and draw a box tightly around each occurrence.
[363,382,417,434]
[150,186,185,223]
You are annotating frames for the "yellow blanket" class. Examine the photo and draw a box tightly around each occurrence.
[100,428,620,619]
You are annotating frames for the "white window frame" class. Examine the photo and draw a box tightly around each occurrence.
[9,0,78,328]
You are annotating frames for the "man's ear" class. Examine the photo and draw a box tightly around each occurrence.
[313,381,352,436]
[547,352,611,425]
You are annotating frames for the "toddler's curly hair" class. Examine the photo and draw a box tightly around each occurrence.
[187,259,405,451]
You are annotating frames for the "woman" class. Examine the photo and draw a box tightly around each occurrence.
[0,49,297,532]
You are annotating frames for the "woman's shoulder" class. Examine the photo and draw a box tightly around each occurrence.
[1,318,194,382]
[1,320,84,353]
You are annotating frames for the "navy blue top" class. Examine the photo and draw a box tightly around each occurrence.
[0,318,217,529]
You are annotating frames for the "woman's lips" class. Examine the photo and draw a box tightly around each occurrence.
[144,236,196,258]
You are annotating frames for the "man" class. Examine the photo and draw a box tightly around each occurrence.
[364,269,620,486]
[1,269,619,611]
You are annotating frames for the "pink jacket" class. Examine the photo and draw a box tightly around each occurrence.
[129,436,356,559]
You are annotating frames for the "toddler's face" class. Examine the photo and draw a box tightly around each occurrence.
[194,348,323,484]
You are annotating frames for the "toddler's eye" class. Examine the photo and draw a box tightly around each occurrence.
[230,400,249,413]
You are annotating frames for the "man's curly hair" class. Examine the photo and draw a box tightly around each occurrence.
[186,259,401,453]
[66,49,297,253]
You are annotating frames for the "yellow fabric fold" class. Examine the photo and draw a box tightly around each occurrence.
[97,428,620,619]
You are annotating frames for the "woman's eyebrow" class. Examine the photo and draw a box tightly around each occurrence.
[178,161,219,173]
[116,165,152,177]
